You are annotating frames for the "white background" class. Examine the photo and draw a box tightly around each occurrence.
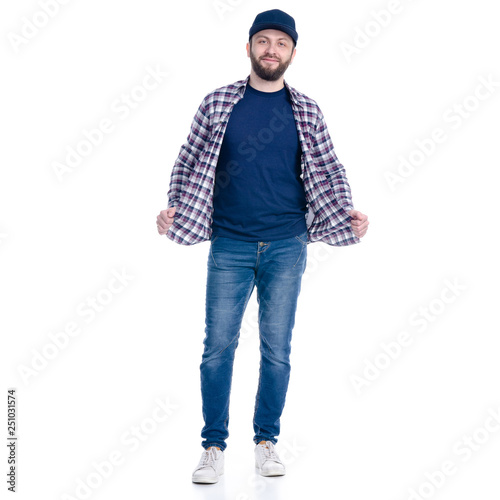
[1,0,499,499]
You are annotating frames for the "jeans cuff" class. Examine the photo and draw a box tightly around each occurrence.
[202,442,226,451]
[253,436,277,445]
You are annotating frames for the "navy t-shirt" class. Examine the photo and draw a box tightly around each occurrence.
[211,84,308,241]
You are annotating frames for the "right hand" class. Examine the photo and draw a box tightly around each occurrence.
[156,207,176,235]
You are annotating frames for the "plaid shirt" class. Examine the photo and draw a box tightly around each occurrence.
[166,76,360,246]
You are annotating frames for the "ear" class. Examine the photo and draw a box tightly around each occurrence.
[246,41,250,58]
[290,47,297,64]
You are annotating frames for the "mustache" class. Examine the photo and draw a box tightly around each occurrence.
[260,55,281,62]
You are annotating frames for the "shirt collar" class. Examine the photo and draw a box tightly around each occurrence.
[234,75,305,108]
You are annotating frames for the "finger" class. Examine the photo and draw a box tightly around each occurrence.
[352,219,366,227]
[157,219,170,231]
[353,226,367,237]
[158,215,174,226]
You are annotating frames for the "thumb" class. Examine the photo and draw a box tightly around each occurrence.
[167,207,176,217]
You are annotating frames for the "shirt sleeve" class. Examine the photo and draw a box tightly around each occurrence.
[167,98,211,208]
[310,109,354,213]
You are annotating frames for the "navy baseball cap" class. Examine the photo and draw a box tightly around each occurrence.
[249,9,298,45]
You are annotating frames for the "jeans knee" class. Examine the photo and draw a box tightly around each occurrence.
[201,340,238,365]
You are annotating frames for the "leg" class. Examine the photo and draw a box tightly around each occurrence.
[200,236,256,451]
[252,231,308,445]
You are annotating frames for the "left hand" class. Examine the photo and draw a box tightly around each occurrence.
[348,210,369,238]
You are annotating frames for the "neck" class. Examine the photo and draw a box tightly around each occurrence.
[248,72,285,92]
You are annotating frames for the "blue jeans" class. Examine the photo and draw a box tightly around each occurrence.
[200,230,308,451]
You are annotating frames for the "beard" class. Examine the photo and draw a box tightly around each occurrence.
[249,49,293,82]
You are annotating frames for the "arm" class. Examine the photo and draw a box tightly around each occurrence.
[312,110,369,239]
[310,109,354,212]
[166,98,211,208]
[157,97,211,236]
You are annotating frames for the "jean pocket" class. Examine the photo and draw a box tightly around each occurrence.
[294,230,309,246]
[209,235,219,267]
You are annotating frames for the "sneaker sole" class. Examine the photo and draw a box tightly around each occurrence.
[255,464,285,477]
[192,470,224,484]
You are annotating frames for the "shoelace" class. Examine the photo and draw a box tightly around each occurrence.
[260,441,280,462]
[198,447,219,469]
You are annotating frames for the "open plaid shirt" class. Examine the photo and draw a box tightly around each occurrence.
[166,76,360,246]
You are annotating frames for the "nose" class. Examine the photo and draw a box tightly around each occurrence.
[263,49,278,59]
[264,44,279,57]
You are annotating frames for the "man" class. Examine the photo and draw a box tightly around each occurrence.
[156,9,369,483]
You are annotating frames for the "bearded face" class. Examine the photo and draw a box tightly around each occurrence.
[249,35,295,82]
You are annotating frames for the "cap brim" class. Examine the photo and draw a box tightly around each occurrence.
[249,23,298,43]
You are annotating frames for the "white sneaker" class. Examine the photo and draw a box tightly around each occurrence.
[192,446,224,483]
[255,441,286,476]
